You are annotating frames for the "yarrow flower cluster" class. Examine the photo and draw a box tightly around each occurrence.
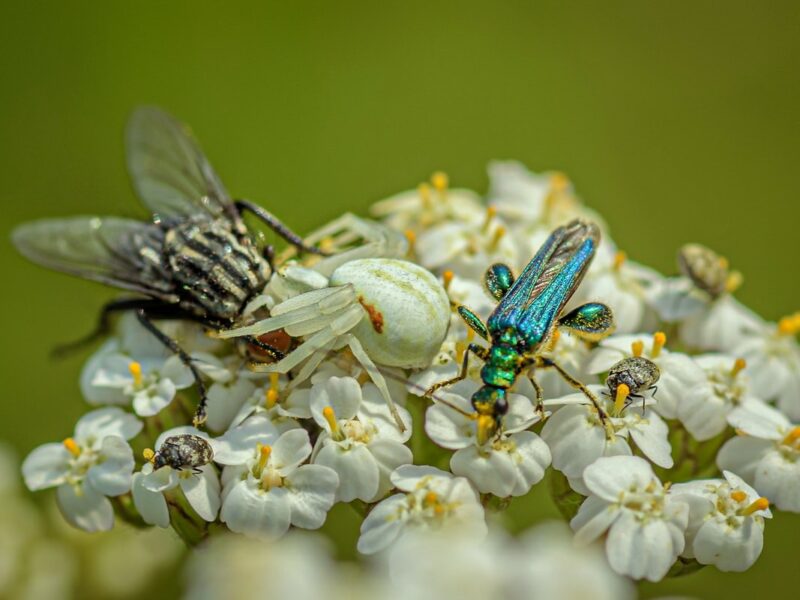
[20,160,800,595]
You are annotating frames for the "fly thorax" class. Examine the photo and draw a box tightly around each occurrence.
[164,218,270,320]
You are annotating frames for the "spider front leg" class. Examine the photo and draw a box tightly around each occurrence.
[425,343,489,397]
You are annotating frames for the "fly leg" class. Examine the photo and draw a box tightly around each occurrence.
[235,200,328,255]
[424,343,489,397]
[534,356,608,423]
[135,309,209,428]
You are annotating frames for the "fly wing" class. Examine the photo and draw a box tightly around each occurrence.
[487,220,599,346]
[12,216,179,302]
[126,107,237,222]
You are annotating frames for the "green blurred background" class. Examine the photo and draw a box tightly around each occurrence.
[1,1,798,598]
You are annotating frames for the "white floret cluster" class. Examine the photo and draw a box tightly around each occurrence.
[21,163,800,593]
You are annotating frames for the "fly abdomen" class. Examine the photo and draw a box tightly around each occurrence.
[164,217,270,320]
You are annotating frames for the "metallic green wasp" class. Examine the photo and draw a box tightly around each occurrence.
[426,219,615,443]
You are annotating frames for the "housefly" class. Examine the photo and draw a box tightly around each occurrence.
[12,107,324,426]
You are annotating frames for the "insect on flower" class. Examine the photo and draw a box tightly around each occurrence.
[426,219,615,443]
[604,356,660,413]
[144,433,214,475]
[12,107,324,426]
[218,218,451,432]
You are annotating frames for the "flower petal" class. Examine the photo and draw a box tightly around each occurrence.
[22,443,69,490]
[272,429,313,475]
[357,494,408,554]
[180,465,221,521]
[221,480,291,539]
[132,471,169,528]
[583,456,655,502]
[75,407,143,443]
[285,464,339,529]
[314,442,379,503]
[87,436,134,496]
[56,482,114,532]
[214,416,279,466]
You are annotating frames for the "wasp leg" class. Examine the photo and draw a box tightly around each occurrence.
[51,298,170,359]
[456,306,489,340]
[533,356,608,422]
[425,343,489,397]
[134,309,209,428]
[528,375,546,418]
[235,200,328,255]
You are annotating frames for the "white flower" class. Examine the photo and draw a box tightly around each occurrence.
[131,426,221,527]
[676,354,762,441]
[586,332,706,420]
[425,387,551,497]
[717,401,800,512]
[357,465,486,554]
[22,407,141,532]
[671,471,771,571]
[574,251,661,335]
[229,373,308,432]
[570,456,689,581]
[511,522,636,600]
[731,313,800,419]
[536,330,595,399]
[311,376,412,502]
[370,173,485,231]
[541,384,672,494]
[217,418,338,539]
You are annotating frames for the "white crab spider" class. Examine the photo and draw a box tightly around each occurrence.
[219,216,451,431]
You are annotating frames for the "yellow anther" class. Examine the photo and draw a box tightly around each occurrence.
[730,490,747,503]
[128,361,143,387]
[143,448,155,463]
[455,328,474,364]
[741,497,769,516]
[782,426,800,446]
[614,383,630,416]
[269,373,280,391]
[404,229,416,248]
[476,414,496,445]
[62,438,80,458]
[322,406,339,435]
[483,206,497,230]
[489,226,506,251]
[613,251,627,271]
[631,340,644,358]
[431,171,449,193]
[651,332,667,358]
[256,444,272,473]
[725,271,743,293]
[731,358,747,377]
[778,312,800,336]
[549,171,569,192]
[265,388,279,409]
[442,270,454,291]
[424,491,438,506]
[418,182,432,207]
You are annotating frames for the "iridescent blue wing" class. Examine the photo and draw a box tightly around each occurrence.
[487,220,599,347]
[126,107,238,223]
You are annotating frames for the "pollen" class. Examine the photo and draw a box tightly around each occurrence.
[322,406,340,437]
[614,383,630,416]
[730,490,747,503]
[613,251,627,271]
[431,171,449,193]
[483,206,497,230]
[256,444,272,473]
[62,438,81,458]
[778,312,800,336]
[442,270,454,291]
[782,426,800,446]
[418,182,432,207]
[731,358,747,377]
[404,229,416,248]
[143,448,155,463]
[489,226,506,251]
[128,361,143,387]
[549,171,569,192]
[741,497,769,516]
[651,332,667,358]
[631,340,644,358]
[725,270,743,293]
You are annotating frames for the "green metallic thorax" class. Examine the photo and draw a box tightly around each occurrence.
[480,342,523,389]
